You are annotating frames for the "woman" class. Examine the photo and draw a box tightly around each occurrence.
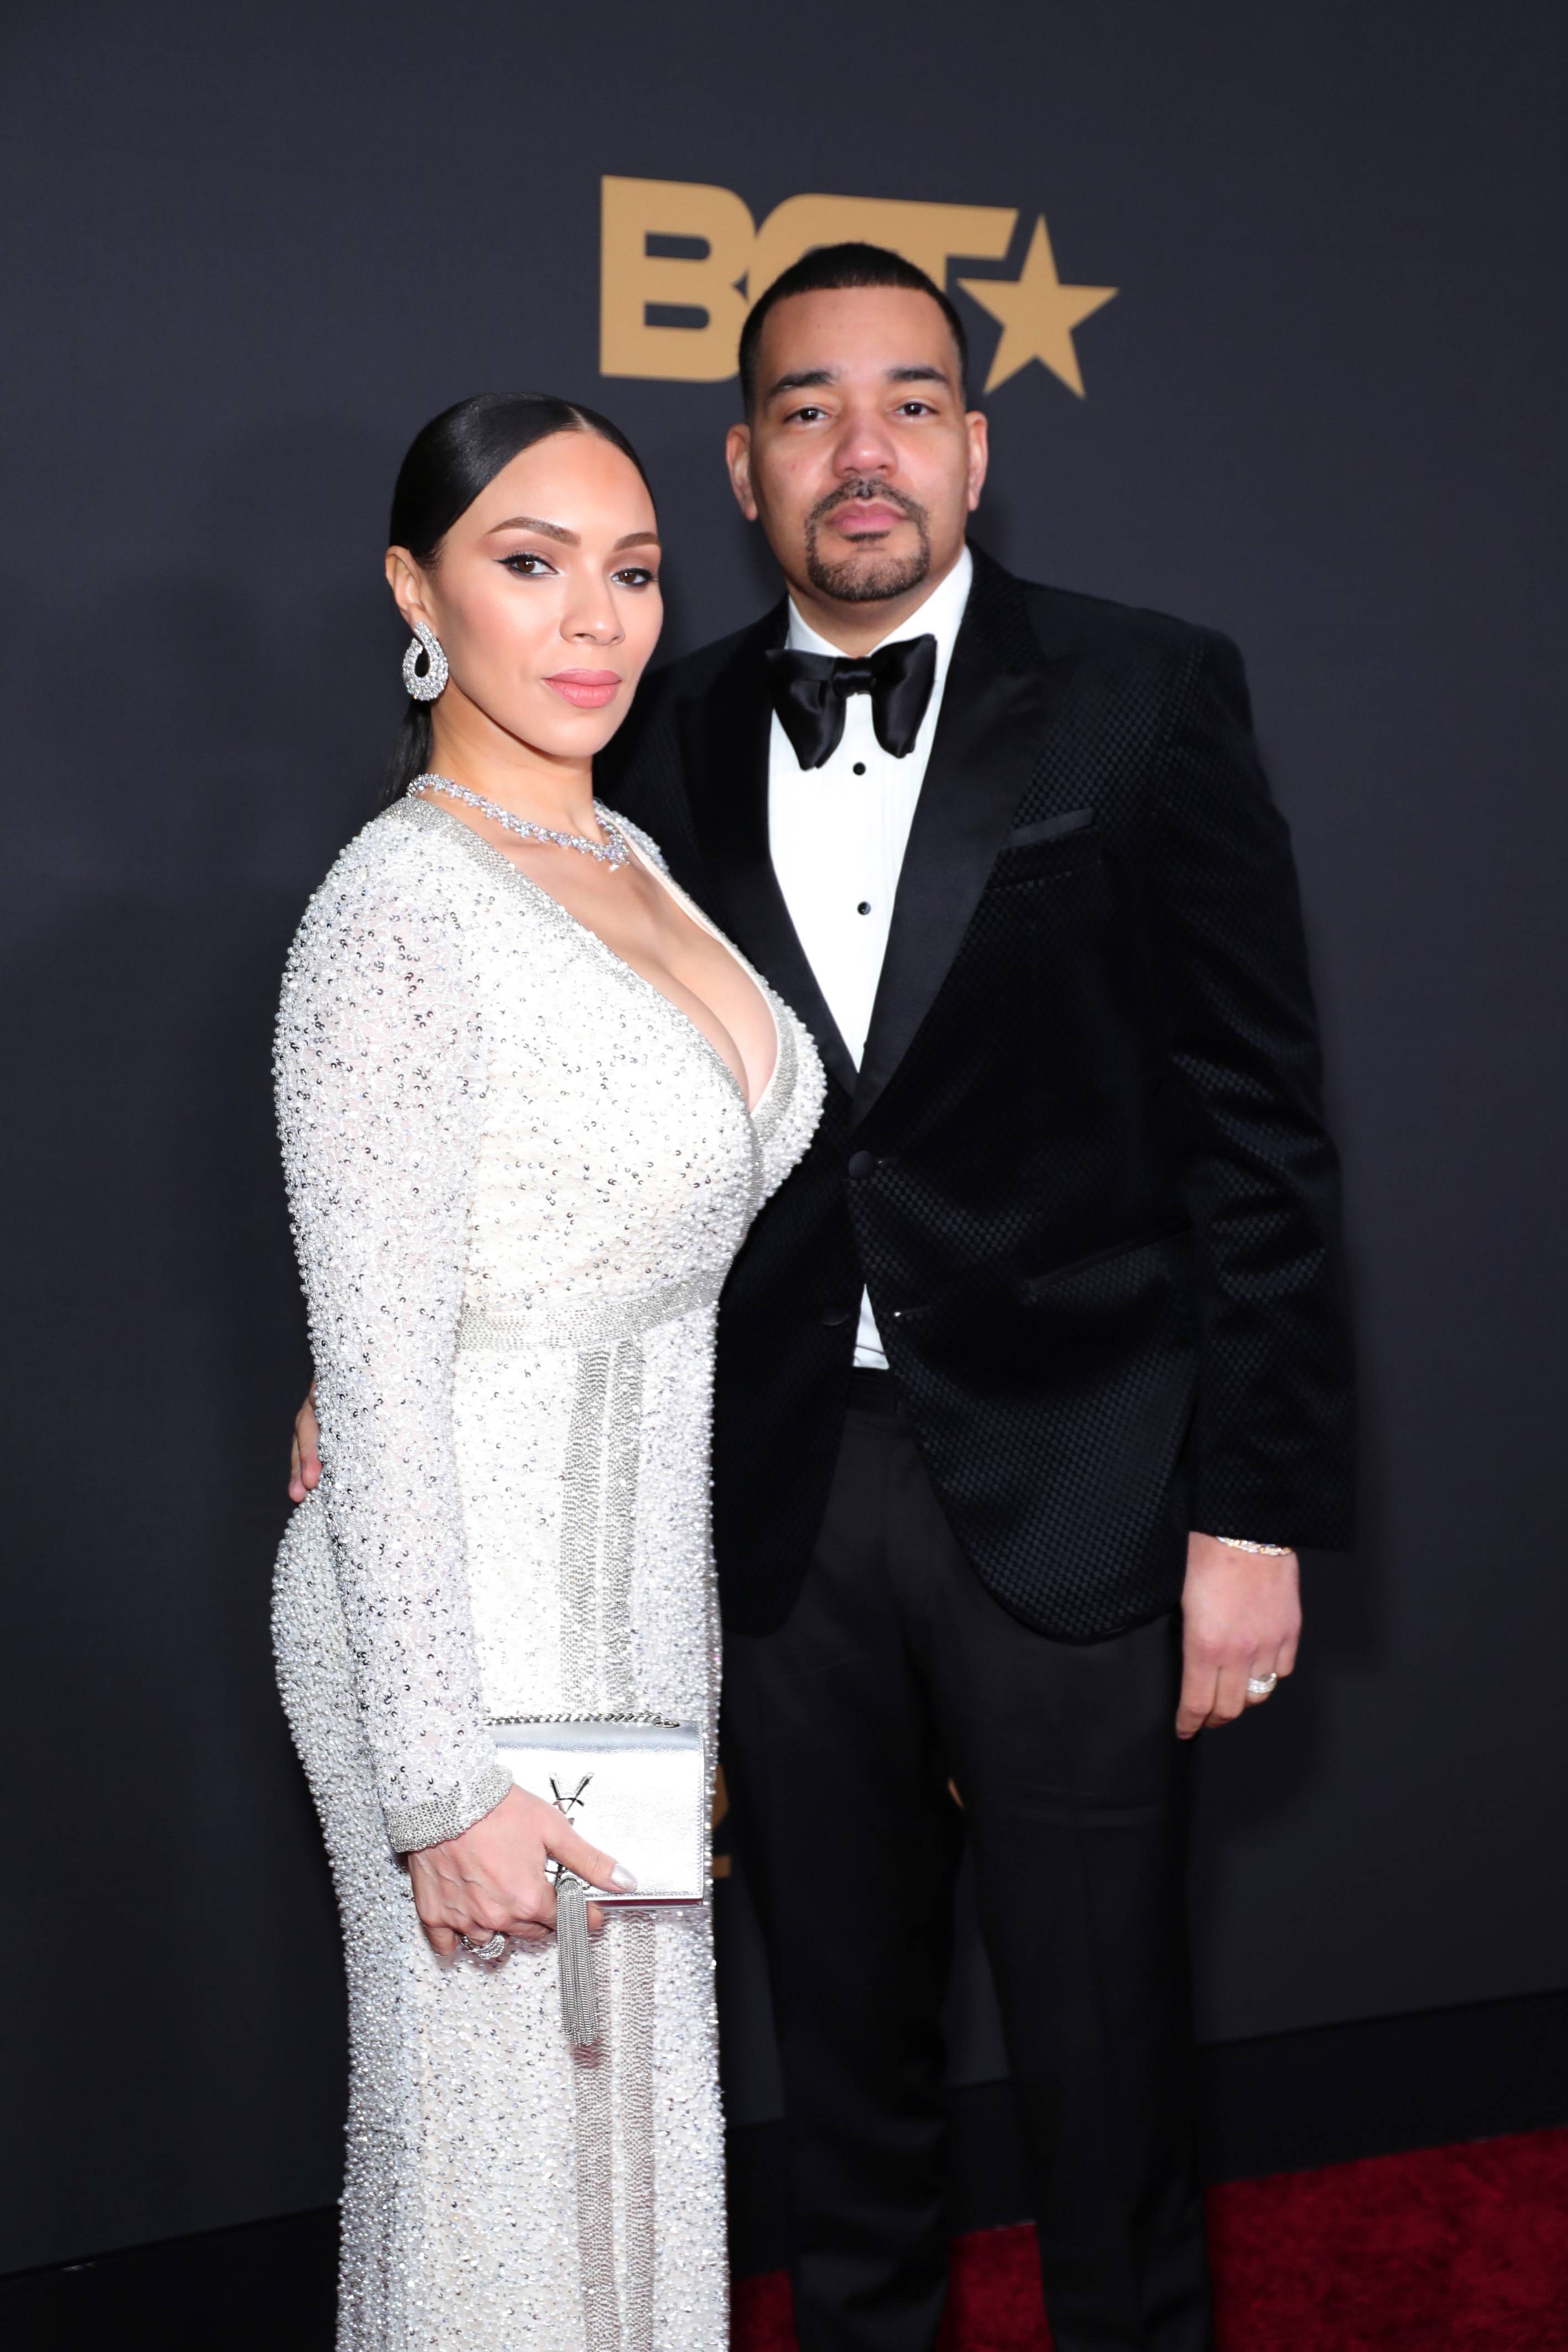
[273,392,823,2350]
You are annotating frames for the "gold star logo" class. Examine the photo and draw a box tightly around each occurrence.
[958,216,1117,396]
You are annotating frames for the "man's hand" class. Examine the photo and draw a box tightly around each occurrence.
[290,1381,321,1503]
[1176,1532,1300,1739]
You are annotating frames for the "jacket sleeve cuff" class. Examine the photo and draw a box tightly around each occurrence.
[384,1759,515,1854]
[1190,1485,1357,1557]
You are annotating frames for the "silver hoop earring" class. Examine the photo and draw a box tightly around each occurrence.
[401,620,448,702]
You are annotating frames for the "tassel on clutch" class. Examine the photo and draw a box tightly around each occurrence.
[552,1871,599,2045]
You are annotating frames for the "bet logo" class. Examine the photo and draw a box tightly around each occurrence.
[600,176,1116,396]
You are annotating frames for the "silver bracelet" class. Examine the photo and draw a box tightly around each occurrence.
[1216,1535,1292,1556]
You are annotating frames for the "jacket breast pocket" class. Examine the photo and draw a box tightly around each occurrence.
[1008,808,1096,849]
[991,808,1102,888]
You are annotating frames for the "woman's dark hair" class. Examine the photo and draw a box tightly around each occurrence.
[384,391,654,802]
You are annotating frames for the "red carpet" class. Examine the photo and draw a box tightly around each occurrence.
[731,2128,1568,2349]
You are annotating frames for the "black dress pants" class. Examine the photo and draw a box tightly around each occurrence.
[722,1375,1214,2352]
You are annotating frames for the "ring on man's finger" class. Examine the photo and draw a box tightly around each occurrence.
[1246,1672,1279,1701]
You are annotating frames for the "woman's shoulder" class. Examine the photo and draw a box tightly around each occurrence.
[297,797,516,937]
[284,800,483,993]
[322,795,473,893]
[276,807,487,1077]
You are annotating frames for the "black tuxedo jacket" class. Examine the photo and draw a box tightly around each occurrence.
[600,547,1355,1640]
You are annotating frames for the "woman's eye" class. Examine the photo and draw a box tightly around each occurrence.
[501,551,555,577]
[613,566,657,589]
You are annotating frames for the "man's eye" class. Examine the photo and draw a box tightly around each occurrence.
[896,400,935,417]
[787,405,828,424]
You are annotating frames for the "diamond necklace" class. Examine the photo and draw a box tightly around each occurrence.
[409,773,630,870]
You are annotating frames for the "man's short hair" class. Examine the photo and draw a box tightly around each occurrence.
[738,241,969,413]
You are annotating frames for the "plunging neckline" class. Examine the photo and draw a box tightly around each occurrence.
[403,797,783,1121]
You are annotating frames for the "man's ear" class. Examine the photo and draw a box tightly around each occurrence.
[964,410,990,514]
[725,422,759,522]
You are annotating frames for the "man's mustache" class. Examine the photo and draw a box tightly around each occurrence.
[807,479,928,531]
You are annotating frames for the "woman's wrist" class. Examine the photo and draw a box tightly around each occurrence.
[385,1759,515,1855]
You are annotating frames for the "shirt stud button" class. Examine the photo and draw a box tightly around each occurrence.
[857,900,871,916]
[853,762,866,776]
[849,1150,877,1179]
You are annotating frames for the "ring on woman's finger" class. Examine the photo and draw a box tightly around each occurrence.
[460,1931,508,1962]
[1246,1672,1279,1702]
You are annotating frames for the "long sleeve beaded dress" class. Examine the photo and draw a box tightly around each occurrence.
[271,795,822,2351]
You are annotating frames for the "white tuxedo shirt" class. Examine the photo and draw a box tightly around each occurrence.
[767,547,974,1369]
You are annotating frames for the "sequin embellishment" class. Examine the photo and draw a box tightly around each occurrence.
[271,794,824,2348]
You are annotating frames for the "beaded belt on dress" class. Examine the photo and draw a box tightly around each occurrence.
[456,1267,726,1351]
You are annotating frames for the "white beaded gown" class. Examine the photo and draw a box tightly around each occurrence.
[271,794,823,2351]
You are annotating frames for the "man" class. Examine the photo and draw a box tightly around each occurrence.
[295,244,1354,2351]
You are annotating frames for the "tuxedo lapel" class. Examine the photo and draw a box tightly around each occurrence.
[679,610,859,1097]
[852,553,1066,1125]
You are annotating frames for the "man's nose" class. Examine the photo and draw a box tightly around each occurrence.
[831,407,897,478]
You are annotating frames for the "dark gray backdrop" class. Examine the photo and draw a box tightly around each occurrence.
[3,0,1565,2277]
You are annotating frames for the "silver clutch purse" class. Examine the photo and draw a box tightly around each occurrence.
[489,1714,707,2047]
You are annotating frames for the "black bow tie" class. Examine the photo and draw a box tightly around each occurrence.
[765,635,938,771]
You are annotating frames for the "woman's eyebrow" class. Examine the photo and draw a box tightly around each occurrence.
[488,514,577,542]
[484,517,660,551]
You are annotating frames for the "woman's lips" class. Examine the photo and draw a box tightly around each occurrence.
[546,670,621,709]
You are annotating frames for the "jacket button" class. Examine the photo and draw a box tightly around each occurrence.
[820,1304,854,1326]
[848,1150,877,1179]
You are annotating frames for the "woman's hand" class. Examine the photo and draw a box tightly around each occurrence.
[406,1784,634,1957]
